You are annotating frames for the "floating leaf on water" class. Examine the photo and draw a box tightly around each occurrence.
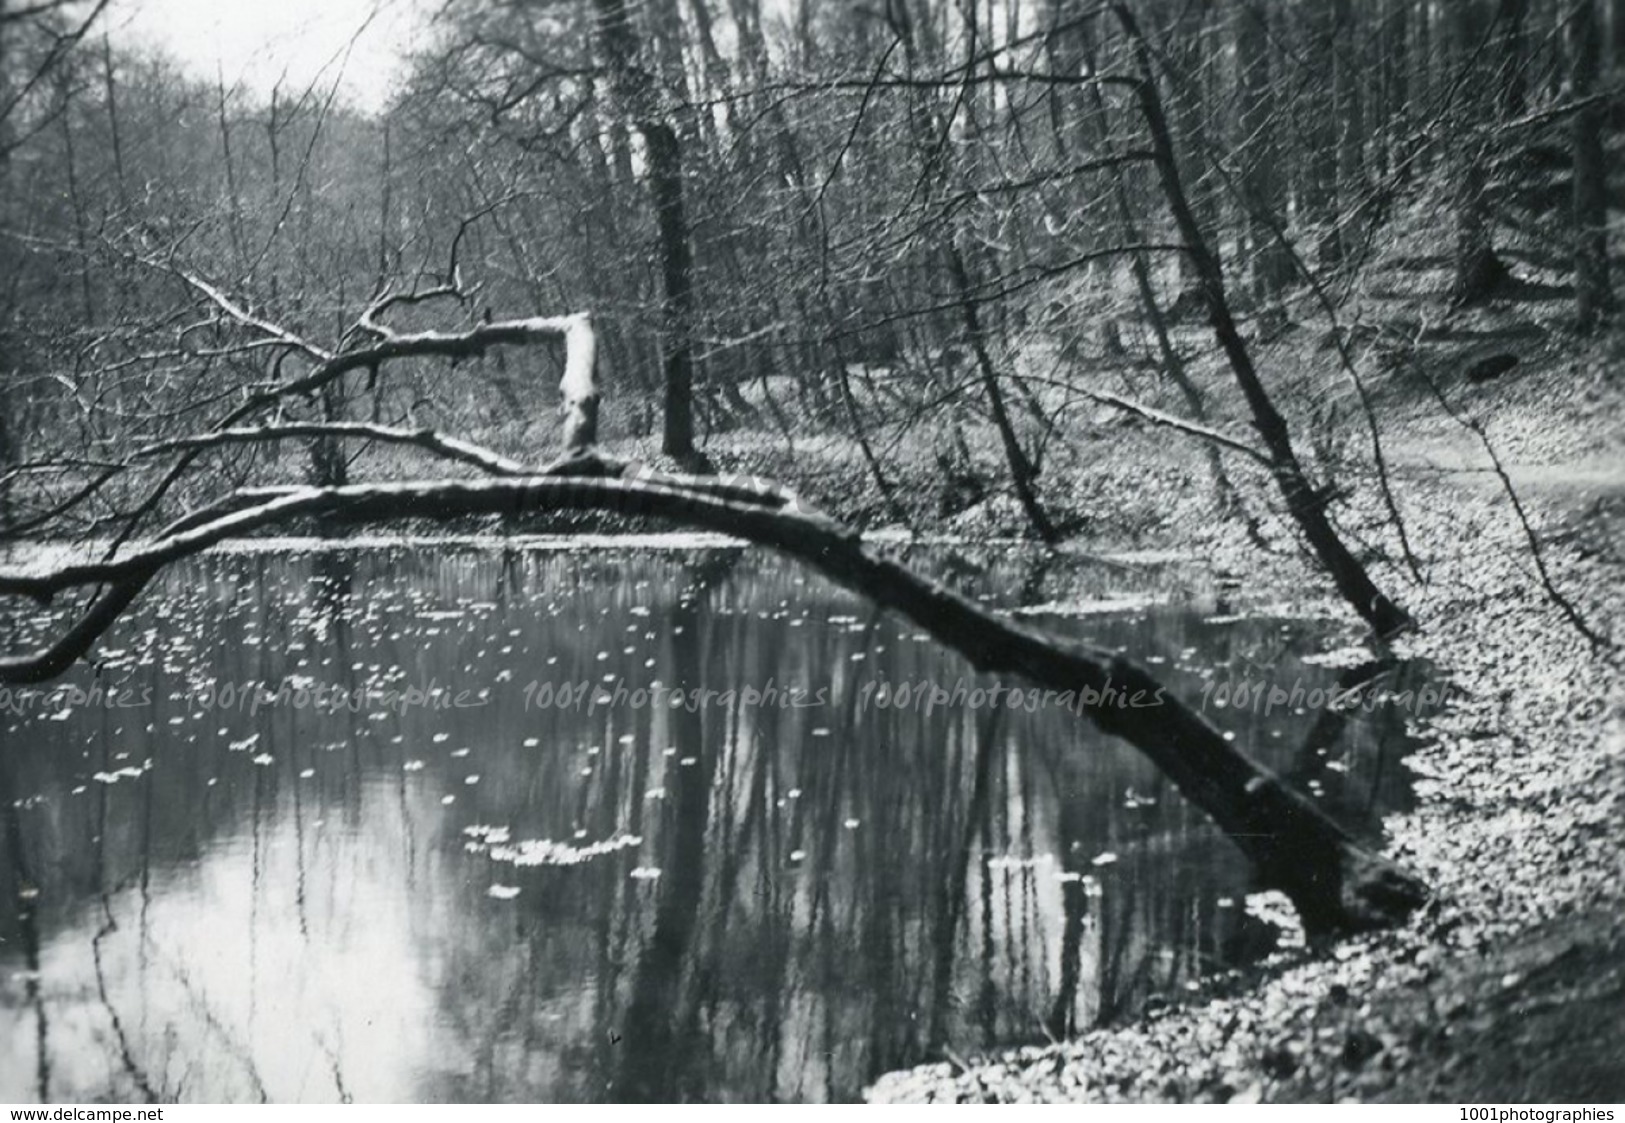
[1299,646,1374,668]
[1244,889,1306,949]
[1013,595,1161,617]
[485,833,642,867]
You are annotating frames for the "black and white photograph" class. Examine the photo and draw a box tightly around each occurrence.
[0,0,1621,1108]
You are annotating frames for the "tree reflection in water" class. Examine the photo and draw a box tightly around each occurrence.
[0,545,1434,1102]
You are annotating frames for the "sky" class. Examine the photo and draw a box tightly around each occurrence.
[109,0,432,112]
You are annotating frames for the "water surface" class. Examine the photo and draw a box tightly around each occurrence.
[0,544,1432,1102]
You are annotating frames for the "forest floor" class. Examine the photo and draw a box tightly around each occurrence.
[859,323,1625,1101]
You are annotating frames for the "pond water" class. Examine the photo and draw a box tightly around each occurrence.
[0,542,1436,1103]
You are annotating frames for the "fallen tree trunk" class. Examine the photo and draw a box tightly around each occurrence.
[0,311,1428,937]
[0,467,1428,934]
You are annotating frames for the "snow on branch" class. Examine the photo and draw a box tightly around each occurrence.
[134,422,534,478]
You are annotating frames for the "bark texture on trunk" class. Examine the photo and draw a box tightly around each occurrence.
[1236,1,1294,301]
[1573,0,1614,332]
[591,0,706,468]
[1447,0,1509,306]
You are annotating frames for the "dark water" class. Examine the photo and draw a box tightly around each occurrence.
[0,541,1434,1103]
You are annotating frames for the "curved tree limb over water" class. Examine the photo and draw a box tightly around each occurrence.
[0,313,1428,937]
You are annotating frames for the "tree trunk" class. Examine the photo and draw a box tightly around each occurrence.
[1235,1,1294,300]
[309,380,349,490]
[1378,0,1410,178]
[1448,0,1509,305]
[1327,0,1363,266]
[99,33,127,206]
[1168,0,1217,287]
[946,241,1058,543]
[1084,33,1245,515]
[1573,0,1614,332]
[591,0,706,469]
[888,0,1055,540]
[1614,0,1625,69]
[1304,1,1342,267]
[1116,4,1415,640]
[1413,0,1433,173]
[55,80,95,325]
[644,122,702,465]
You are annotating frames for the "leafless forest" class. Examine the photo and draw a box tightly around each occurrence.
[0,0,1621,1106]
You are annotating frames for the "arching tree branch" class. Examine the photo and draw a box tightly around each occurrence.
[1,299,1427,937]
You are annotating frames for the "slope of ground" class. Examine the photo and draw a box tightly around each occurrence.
[866,333,1625,1101]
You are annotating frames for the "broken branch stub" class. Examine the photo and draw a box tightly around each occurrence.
[559,313,599,455]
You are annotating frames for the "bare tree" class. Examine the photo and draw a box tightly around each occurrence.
[1572,0,1614,331]
[591,0,707,469]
